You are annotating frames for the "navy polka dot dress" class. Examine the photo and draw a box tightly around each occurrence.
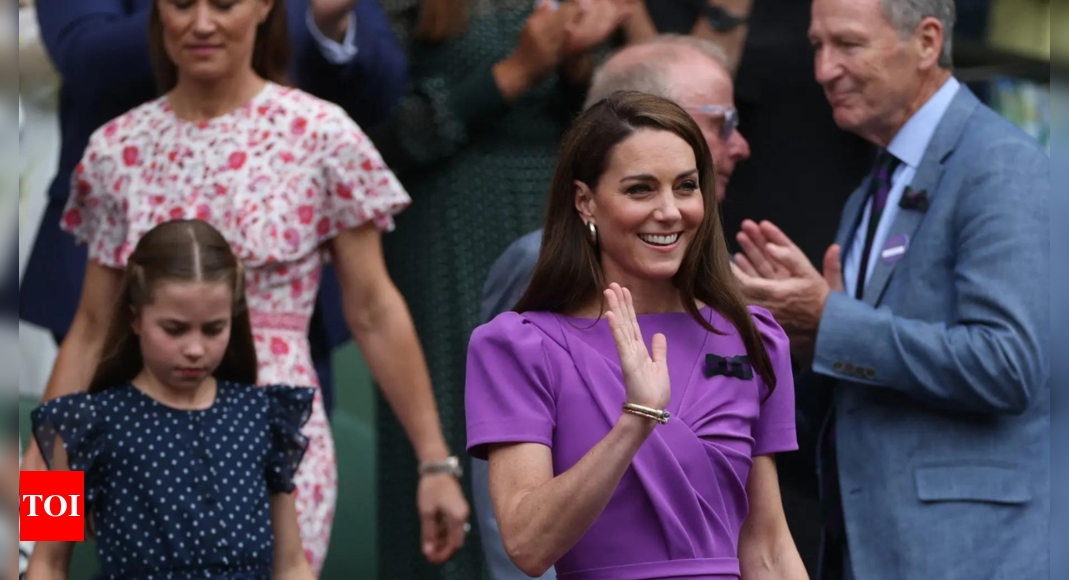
[31,382,314,580]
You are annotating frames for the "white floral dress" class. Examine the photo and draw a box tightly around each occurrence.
[61,82,411,572]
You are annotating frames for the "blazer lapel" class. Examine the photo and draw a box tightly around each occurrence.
[862,173,934,307]
[863,86,981,307]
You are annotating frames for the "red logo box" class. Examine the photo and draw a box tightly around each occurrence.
[20,471,85,542]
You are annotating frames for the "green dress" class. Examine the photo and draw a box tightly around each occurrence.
[373,1,583,578]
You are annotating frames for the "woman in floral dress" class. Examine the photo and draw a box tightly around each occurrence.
[32,0,469,572]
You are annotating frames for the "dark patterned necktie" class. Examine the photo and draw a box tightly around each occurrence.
[819,150,901,553]
[855,151,901,299]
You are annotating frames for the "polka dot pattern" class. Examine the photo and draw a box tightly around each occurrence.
[31,382,314,579]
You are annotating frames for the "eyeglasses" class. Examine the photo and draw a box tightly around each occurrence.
[684,105,740,141]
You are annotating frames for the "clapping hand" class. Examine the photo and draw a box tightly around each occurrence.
[731,220,844,360]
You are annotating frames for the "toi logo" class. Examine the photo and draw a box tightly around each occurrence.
[20,471,85,542]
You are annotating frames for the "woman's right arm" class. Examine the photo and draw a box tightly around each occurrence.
[488,414,655,577]
[36,0,156,103]
[489,284,671,576]
[21,261,122,471]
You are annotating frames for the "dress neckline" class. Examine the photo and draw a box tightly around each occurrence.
[128,380,223,413]
[162,82,276,127]
[556,305,713,323]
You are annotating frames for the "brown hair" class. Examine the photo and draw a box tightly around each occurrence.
[515,91,776,390]
[414,0,468,42]
[89,220,257,394]
[148,0,290,94]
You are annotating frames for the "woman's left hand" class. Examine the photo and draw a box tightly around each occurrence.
[417,473,471,564]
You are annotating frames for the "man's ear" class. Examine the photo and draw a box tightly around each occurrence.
[574,180,596,224]
[915,16,945,71]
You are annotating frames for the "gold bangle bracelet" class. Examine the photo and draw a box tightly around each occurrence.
[622,402,671,425]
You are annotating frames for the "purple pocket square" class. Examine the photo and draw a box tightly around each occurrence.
[899,188,929,211]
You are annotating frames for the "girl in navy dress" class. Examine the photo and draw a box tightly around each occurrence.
[26,220,316,580]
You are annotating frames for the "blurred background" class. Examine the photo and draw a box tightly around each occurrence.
[9,0,1051,578]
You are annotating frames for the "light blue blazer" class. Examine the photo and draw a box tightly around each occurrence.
[813,86,1050,580]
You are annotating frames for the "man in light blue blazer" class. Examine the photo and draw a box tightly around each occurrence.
[734,0,1050,579]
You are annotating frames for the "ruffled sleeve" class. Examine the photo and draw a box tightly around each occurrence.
[31,394,105,501]
[316,106,412,241]
[749,306,799,456]
[60,125,131,269]
[465,312,558,461]
[263,386,315,494]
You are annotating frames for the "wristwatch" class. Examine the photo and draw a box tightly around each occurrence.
[418,456,463,479]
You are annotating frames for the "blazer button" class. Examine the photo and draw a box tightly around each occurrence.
[833,362,844,372]
[865,368,876,379]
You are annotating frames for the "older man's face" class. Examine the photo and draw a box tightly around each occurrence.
[670,60,751,201]
[809,0,926,140]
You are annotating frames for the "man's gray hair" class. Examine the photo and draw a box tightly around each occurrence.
[881,0,956,68]
[583,35,729,110]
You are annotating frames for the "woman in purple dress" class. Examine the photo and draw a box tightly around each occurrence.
[465,91,809,580]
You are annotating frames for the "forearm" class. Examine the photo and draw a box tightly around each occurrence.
[270,494,315,580]
[739,526,808,580]
[496,414,654,576]
[349,288,450,463]
[25,541,73,580]
[738,455,807,580]
[815,293,1044,414]
[43,313,107,403]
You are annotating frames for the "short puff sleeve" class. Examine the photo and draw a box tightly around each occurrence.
[31,394,105,502]
[60,127,130,269]
[465,313,558,460]
[263,386,315,494]
[316,108,412,242]
[749,306,799,456]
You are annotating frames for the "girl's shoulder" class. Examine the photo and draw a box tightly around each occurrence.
[217,381,315,420]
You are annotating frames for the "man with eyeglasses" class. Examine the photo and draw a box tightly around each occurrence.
[471,34,751,580]
[581,35,751,200]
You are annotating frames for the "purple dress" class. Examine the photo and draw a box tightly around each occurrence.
[465,306,797,580]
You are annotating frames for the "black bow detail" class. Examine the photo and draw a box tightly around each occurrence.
[899,187,929,211]
[704,354,754,380]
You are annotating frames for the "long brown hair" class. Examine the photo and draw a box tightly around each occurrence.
[89,220,257,394]
[515,91,776,390]
[148,0,290,94]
